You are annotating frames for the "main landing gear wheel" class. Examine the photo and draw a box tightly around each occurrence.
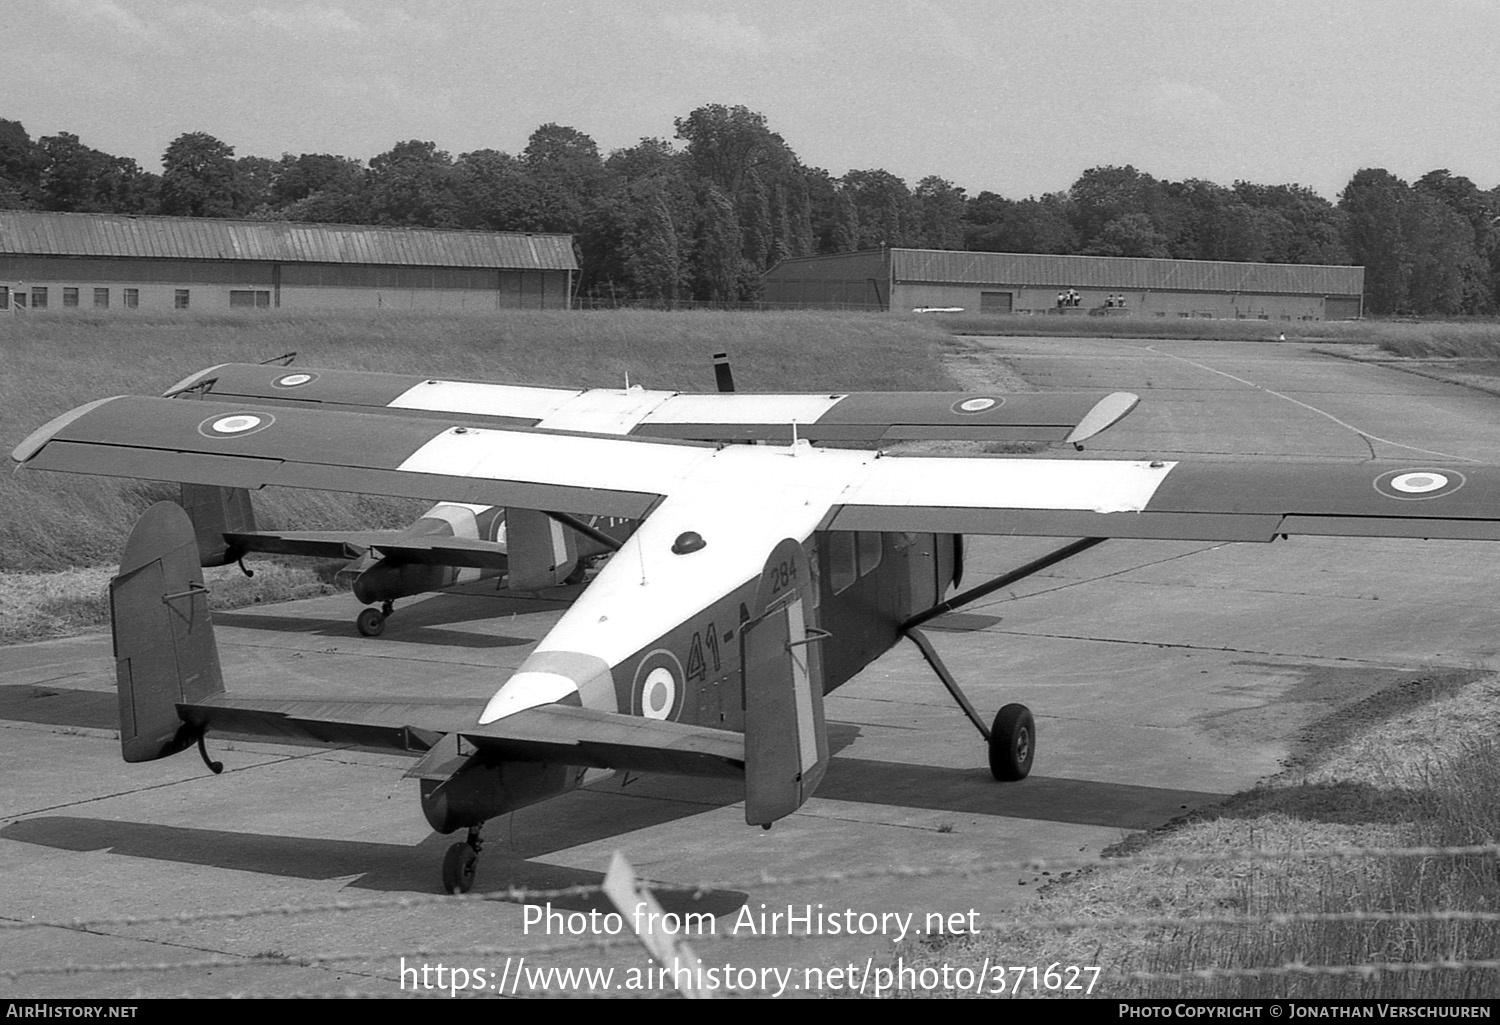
[442,843,477,894]
[442,825,484,894]
[355,601,395,637]
[989,703,1035,782]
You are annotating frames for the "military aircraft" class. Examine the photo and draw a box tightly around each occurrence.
[162,360,1141,635]
[16,380,1500,894]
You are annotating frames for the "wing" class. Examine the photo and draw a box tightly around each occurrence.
[14,395,712,520]
[164,362,1138,445]
[17,394,1500,544]
[826,457,1500,542]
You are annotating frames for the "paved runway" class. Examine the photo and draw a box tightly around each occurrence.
[4,338,1499,997]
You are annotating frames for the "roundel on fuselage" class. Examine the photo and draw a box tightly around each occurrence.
[630,649,685,720]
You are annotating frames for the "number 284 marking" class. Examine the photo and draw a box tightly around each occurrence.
[766,559,798,596]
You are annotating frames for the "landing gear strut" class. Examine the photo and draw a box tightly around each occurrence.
[356,600,395,637]
[442,824,484,894]
[901,537,1105,783]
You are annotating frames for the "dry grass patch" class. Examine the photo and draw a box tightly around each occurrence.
[0,559,346,645]
[901,671,1500,999]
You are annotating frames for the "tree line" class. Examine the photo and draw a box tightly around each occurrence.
[2,106,1496,315]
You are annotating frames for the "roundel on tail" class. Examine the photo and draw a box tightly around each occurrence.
[1373,468,1466,501]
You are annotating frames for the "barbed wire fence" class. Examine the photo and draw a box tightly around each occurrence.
[5,841,1497,997]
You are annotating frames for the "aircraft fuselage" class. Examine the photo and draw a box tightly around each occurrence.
[419,530,959,832]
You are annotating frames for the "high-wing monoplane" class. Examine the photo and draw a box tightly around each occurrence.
[164,360,1140,635]
[16,380,1500,894]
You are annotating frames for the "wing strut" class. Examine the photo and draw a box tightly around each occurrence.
[901,537,1106,631]
[900,536,1107,783]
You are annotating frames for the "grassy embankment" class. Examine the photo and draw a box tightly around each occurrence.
[903,669,1500,998]
[1,308,958,643]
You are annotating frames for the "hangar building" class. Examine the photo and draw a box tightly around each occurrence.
[0,210,577,312]
[762,249,1364,320]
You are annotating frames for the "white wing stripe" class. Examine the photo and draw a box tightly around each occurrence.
[841,458,1178,513]
[395,426,714,496]
[642,394,845,425]
[388,380,579,419]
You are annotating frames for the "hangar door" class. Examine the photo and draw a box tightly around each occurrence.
[1325,296,1361,320]
[980,290,1013,314]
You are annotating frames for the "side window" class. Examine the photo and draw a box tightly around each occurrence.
[827,532,856,594]
[856,532,883,577]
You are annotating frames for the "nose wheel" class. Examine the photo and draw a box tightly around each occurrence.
[356,601,395,637]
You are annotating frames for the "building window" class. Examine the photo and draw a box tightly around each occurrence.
[94,288,109,308]
[123,288,139,308]
[63,287,79,307]
[175,289,190,309]
[31,287,47,309]
[12,290,24,308]
[0,286,8,310]
[229,289,270,308]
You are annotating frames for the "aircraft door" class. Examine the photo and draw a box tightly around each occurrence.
[741,539,828,826]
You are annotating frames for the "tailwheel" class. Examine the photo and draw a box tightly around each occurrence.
[989,703,1035,782]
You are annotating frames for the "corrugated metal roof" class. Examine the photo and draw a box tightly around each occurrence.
[0,211,577,271]
[889,248,1362,295]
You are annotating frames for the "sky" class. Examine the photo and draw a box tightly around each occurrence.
[6,0,1499,201]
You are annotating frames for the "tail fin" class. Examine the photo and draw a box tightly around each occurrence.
[505,508,581,590]
[741,539,828,826]
[179,483,257,567]
[111,502,225,762]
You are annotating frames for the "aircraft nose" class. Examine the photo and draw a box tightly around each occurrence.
[479,650,613,723]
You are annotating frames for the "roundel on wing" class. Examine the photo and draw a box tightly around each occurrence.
[273,372,318,388]
[631,649,685,721]
[952,396,1003,415]
[197,411,275,439]
[1373,468,1467,501]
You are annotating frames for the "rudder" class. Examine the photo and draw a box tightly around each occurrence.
[741,538,829,826]
[111,501,226,762]
[179,483,257,567]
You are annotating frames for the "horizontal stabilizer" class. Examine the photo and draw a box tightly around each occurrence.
[226,529,512,569]
[178,695,745,777]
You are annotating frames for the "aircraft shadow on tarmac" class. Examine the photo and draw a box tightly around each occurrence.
[0,684,117,731]
[0,815,747,918]
[3,716,1229,921]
